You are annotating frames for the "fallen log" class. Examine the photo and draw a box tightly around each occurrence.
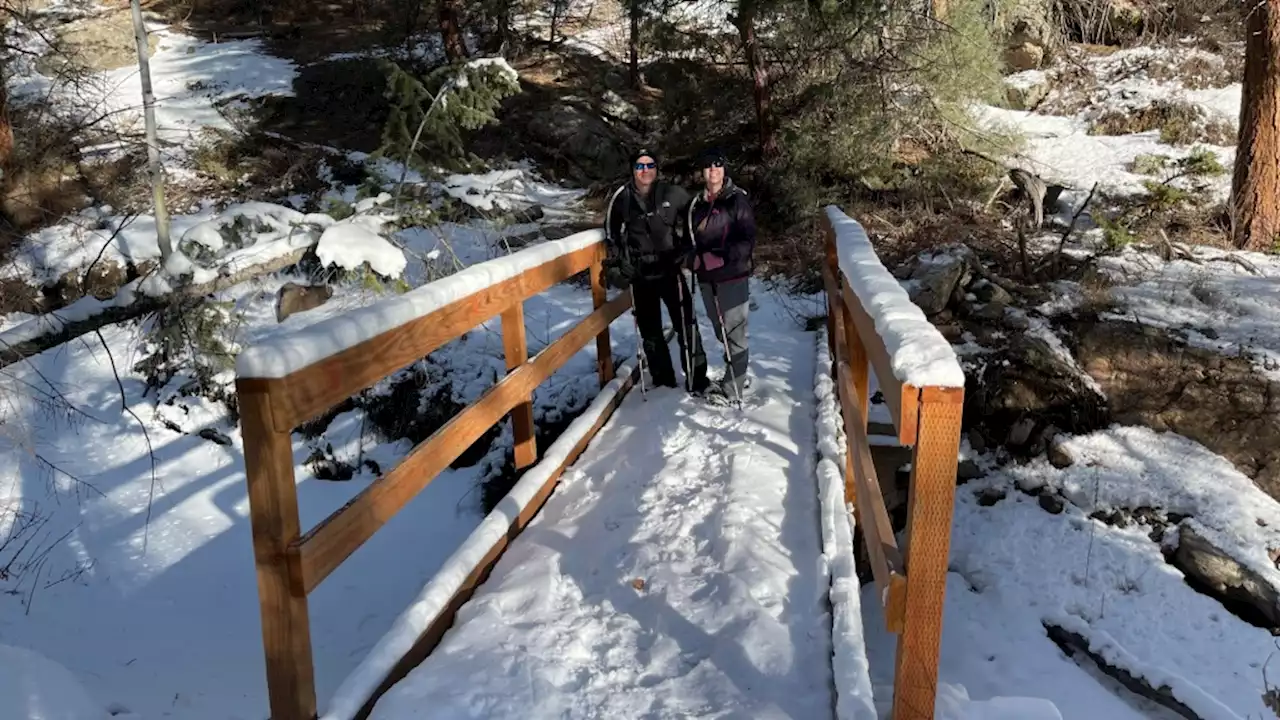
[0,248,311,370]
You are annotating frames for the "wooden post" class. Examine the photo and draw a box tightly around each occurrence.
[892,386,964,720]
[589,259,615,386]
[238,385,316,720]
[502,302,537,469]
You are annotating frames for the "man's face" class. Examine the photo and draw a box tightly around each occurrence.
[633,155,657,184]
[702,160,725,186]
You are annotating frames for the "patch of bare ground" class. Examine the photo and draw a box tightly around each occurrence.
[34,3,159,74]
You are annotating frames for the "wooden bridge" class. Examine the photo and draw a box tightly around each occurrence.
[234,206,965,720]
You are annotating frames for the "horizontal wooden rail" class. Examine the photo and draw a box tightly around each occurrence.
[239,243,604,432]
[236,233,632,720]
[822,207,964,720]
[297,292,630,592]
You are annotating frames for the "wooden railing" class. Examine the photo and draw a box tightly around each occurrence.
[821,206,965,720]
[234,231,637,720]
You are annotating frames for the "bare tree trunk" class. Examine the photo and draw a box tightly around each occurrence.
[735,0,778,159]
[439,0,468,62]
[0,62,12,173]
[629,0,641,88]
[1232,0,1280,251]
[496,0,511,53]
[550,0,562,43]
[130,0,172,263]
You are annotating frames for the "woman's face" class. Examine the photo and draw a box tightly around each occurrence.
[703,161,724,186]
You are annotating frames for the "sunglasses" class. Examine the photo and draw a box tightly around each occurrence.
[634,162,657,170]
[701,159,725,169]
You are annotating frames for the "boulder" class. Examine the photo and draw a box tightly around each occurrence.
[526,100,634,182]
[902,249,972,316]
[1004,43,1046,72]
[996,0,1055,71]
[1004,70,1050,109]
[276,282,333,322]
[968,334,1110,454]
[1173,523,1280,628]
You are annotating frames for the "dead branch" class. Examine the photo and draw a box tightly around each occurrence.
[0,247,312,372]
[1052,182,1099,277]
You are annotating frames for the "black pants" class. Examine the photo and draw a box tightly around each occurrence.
[632,271,707,389]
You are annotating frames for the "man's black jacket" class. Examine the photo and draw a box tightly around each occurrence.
[605,181,692,280]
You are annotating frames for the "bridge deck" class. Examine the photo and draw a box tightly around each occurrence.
[367,299,849,719]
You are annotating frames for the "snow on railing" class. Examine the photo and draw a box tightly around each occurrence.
[820,205,965,720]
[236,229,605,378]
[824,206,964,389]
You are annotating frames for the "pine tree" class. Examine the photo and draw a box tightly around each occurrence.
[377,59,521,173]
[1232,0,1280,251]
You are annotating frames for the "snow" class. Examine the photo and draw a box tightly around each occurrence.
[1090,246,1280,380]
[0,643,112,720]
[974,45,1240,200]
[236,229,604,378]
[814,328,878,720]
[322,357,639,720]
[363,285,834,719]
[826,206,966,388]
[862,425,1280,720]
[92,29,296,149]
[317,217,408,279]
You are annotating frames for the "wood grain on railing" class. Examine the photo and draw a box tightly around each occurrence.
[237,235,630,720]
[823,211,964,720]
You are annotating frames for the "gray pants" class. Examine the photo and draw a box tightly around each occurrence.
[699,277,749,393]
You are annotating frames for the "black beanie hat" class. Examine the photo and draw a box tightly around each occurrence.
[698,148,727,168]
[630,148,659,166]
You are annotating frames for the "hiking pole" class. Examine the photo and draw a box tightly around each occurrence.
[675,269,694,392]
[628,288,648,401]
[710,282,743,410]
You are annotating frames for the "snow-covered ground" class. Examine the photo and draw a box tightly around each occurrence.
[364,281,839,719]
[978,45,1241,202]
[876,425,1280,720]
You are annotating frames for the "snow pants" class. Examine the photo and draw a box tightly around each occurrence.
[699,277,749,394]
[632,270,707,390]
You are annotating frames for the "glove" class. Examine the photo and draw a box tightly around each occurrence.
[603,255,635,290]
[693,249,725,272]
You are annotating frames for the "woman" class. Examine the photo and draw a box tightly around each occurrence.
[686,148,756,404]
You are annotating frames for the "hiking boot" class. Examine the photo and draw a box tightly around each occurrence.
[688,374,711,394]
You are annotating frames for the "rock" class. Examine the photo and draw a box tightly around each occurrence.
[958,459,983,482]
[526,100,634,182]
[82,261,126,300]
[969,334,1110,455]
[977,487,1006,506]
[905,249,971,316]
[1003,43,1045,72]
[1048,435,1075,469]
[198,427,233,446]
[971,279,1013,305]
[1173,523,1280,628]
[999,0,1056,49]
[276,282,333,322]
[1038,493,1066,514]
[1074,319,1280,505]
[1005,70,1050,110]
[974,301,1007,322]
[1007,417,1037,447]
[967,428,988,453]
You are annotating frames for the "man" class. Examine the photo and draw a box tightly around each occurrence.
[603,148,709,393]
[687,148,755,404]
